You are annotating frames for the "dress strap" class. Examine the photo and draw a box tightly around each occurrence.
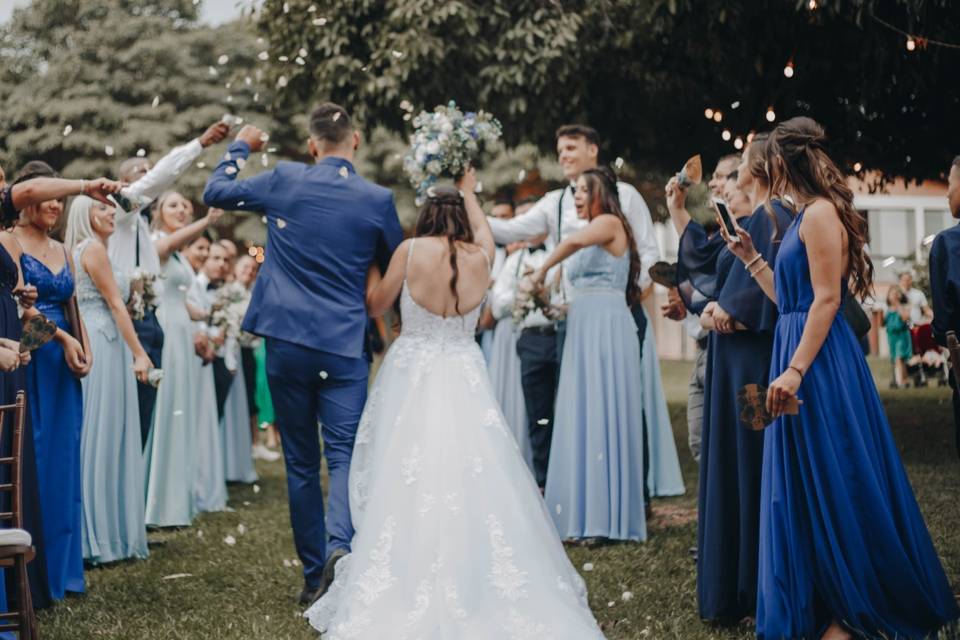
[403,238,416,283]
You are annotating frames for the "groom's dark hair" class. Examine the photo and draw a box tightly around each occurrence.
[555,124,599,146]
[309,103,352,145]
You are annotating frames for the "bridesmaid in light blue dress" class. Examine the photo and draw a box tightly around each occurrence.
[221,341,258,484]
[65,196,151,564]
[144,242,199,526]
[532,167,649,541]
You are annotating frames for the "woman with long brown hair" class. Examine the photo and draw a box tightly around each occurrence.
[528,166,649,542]
[722,116,958,639]
[307,168,605,638]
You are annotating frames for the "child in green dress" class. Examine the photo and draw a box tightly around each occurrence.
[884,285,913,388]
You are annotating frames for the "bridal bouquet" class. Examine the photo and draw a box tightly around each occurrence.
[127,269,161,321]
[209,282,249,342]
[403,101,502,203]
[512,270,564,325]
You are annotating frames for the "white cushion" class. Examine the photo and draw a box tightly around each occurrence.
[0,529,31,547]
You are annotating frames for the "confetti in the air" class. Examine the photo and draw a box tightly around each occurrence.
[258,51,269,61]
[208,66,218,76]
[152,95,160,108]
[196,161,206,169]
[278,55,289,62]
[261,153,269,167]
[104,145,114,156]
[615,157,625,170]
[277,219,287,229]
[225,166,238,175]
[295,56,305,65]
[319,370,329,379]
[332,112,341,122]
[391,50,404,59]
[218,54,229,65]
[236,157,247,170]
[283,2,290,13]
[244,76,252,85]
[338,166,349,178]
[536,418,549,426]
[298,47,308,58]
[518,170,526,182]
[308,4,317,11]
[259,133,270,142]
[137,148,146,157]
[313,17,327,26]
[277,76,288,88]
[62,124,73,136]
[253,92,260,102]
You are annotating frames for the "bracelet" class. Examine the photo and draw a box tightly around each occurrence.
[78,179,86,196]
[744,254,763,271]
[748,260,768,278]
[788,365,804,378]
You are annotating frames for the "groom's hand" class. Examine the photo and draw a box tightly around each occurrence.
[235,125,266,153]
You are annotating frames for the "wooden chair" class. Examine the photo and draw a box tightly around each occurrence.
[0,392,38,639]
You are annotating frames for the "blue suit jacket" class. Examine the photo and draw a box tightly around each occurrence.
[930,223,960,347]
[204,141,403,359]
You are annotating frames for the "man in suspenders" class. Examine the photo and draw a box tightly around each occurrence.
[488,124,661,508]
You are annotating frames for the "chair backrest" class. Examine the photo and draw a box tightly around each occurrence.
[0,392,27,530]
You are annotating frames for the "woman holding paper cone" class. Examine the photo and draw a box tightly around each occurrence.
[721,116,958,639]
[681,134,794,625]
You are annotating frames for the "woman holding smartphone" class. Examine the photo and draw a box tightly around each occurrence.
[722,117,957,639]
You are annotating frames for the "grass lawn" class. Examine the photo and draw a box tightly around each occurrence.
[37,359,959,639]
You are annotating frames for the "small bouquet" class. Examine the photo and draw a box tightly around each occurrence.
[127,269,161,321]
[512,268,563,325]
[147,368,164,388]
[403,101,503,203]
[209,282,249,342]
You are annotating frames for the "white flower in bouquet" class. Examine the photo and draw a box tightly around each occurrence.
[210,282,251,341]
[147,368,164,388]
[127,268,162,321]
[403,101,503,203]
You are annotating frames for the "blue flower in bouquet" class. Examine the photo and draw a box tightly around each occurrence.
[403,101,502,203]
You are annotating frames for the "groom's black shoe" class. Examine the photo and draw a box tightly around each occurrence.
[298,584,322,607]
[311,548,348,605]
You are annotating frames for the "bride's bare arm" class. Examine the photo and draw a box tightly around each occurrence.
[366,239,410,318]
[456,168,495,260]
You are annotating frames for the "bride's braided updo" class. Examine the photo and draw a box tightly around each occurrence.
[413,185,475,315]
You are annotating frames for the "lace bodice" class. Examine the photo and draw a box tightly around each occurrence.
[567,244,630,293]
[73,239,128,342]
[396,239,485,347]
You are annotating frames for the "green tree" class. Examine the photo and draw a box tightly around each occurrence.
[257,0,960,183]
[0,0,288,201]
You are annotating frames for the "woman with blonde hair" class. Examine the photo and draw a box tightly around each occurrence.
[65,195,152,563]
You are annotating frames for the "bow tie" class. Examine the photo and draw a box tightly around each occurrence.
[528,244,547,253]
[206,281,221,291]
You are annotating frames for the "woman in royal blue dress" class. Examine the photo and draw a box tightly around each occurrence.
[13,162,93,600]
[531,166,650,541]
[686,135,794,625]
[722,116,959,639]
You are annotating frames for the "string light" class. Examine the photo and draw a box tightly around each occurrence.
[721,129,732,141]
[712,110,723,122]
[906,36,916,51]
[783,60,795,78]
[734,137,744,150]
[808,0,817,9]
[765,106,776,122]
[704,108,714,120]
[853,162,863,172]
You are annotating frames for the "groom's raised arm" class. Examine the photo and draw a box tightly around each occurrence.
[203,136,276,212]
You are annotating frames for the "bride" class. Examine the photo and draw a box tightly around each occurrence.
[305,168,605,638]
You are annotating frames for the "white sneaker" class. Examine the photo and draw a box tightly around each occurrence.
[252,444,281,462]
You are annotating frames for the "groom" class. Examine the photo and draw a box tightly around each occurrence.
[204,103,403,604]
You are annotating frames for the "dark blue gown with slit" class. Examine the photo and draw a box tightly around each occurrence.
[757,210,959,638]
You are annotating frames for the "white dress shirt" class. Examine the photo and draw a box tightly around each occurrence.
[190,270,239,371]
[488,181,661,300]
[109,139,204,281]
[490,246,554,330]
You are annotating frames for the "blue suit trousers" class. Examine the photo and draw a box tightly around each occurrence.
[266,337,368,588]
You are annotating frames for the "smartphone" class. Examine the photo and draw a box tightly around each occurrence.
[712,198,739,243]
[108,192,134,212]
[221,113,244,130]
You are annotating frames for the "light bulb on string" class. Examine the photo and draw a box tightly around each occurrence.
[765,106,776,122]
[712,110,723,123]
[734,137,744,150]
[783,61,795,78]
[721,129,732,141]
[704,108,714,120]
[746,131,756,143]
[906,37,916,51]
[808,0,817,9]
[853,162,863,172]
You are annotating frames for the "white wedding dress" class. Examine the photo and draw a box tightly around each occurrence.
[306,240,605,639]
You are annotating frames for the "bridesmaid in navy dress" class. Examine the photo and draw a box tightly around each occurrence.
[0,171,121,607]
[723,117,958,639]
[690,135,795,625]
[12,163,93,600]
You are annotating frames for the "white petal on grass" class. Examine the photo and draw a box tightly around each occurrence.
[253,484,261,494]
[237,523,247,535]
[622,591,634,602]
[582,562,594,572]
[161,573,193,580]
[223,535,236,546]
[283,559,292,568]
[312,17,327,26]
